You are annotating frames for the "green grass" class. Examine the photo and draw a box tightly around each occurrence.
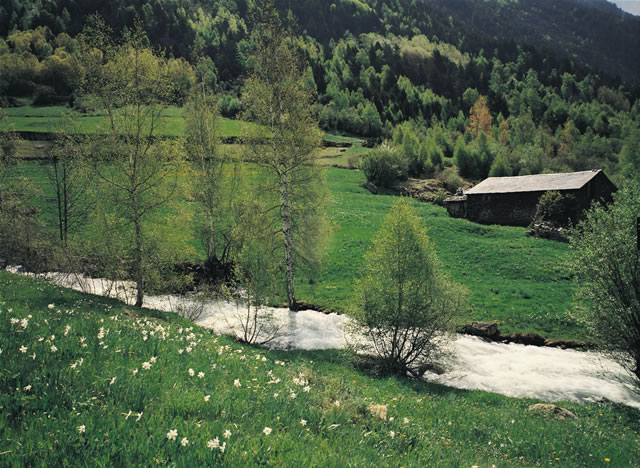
[1,105,258,138]
[297,169,578,340]
[8,160,579,340]
[1,270,638,466]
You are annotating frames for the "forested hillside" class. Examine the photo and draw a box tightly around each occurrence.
[1,0,639,182]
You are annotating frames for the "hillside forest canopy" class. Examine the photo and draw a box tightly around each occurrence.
[0,0,638,184]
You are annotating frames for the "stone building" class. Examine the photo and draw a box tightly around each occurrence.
[444,169,616,226]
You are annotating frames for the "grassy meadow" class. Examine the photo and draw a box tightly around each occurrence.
[10,157,577,341]
[0,104,259,138]
[1,270,638,467]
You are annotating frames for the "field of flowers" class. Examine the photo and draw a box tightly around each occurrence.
[1,270,639,466]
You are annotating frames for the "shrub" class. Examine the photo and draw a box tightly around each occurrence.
[360,147,408,188]
[533,191,572,225]
[438,166,464,193]
[347,198,467,376]
[218,94,242,118]
[571,183,640,387]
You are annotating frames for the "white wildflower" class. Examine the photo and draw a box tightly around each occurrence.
[223,429,231,439]
[77,425,86,433]
[19,345,27,353]
[234,379,241,388]
[188,368,195,376]
[167,429,178,441]
[180,437,189,447]
[142,362,151,370]
[263,427,272,435]
[300,419,307,426]
[198,371,205,379]
[204,395,210,402]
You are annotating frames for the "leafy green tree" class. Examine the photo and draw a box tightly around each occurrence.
[571,184,640,386]
[80,20,188,306]
[348,198,467,376]
[619,125,640,181]
[489,149,512,177]
[185,67,226,268]
[454,136,478,179]
[242,6,330,310]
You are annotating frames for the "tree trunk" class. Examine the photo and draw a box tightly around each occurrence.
[280,173,296,311]
[132,193,144,307]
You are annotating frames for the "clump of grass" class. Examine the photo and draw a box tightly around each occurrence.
[1,270,639,466]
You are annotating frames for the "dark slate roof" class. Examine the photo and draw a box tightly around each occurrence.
[465,170,604,195]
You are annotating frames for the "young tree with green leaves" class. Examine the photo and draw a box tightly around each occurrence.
[185,65,226,268]
[571,183,640,386]
[242,6,329,310]
[80,19,188,306]
[348,198,467,376]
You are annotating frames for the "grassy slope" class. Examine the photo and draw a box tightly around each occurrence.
[1,270,638,467]
[0,105,256,138]
[298,169,577,340]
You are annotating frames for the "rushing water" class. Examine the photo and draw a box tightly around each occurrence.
[9,268,640,409]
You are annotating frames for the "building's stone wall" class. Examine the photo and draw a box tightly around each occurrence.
[444,172,616,226]
[465,192,542,226]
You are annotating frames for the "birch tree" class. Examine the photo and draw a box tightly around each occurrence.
[80,20,188,306]
[242,8,329,310]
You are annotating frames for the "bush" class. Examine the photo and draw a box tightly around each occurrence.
[33,85,67,106]
[347,198,467,376]
[218,94,242,118]
[360,147,408,188]
[533,191,573,225]
[438,166,464,193]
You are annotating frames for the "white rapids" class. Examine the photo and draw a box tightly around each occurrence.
[7,268,640,409]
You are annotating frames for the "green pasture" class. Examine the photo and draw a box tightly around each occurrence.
[0,105,257,138]
[0,271,638,467]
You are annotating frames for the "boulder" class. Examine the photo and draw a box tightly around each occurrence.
[544,339,583,350]
[527,403,577,420]
[526,222,570,242]
[509,332,546,346]
[363,182,378,194]
[460,321,500,340]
